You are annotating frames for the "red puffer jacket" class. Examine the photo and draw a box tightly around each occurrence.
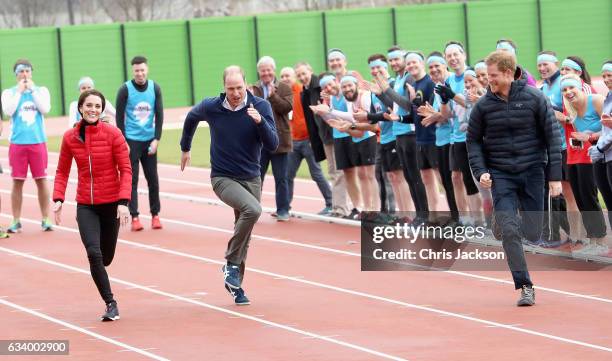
[53,121,132,205]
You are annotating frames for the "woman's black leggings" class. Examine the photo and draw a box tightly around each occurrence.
[567,164,606,238]
[77,202,120,304]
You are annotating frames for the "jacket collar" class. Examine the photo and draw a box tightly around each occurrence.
[485,79,527,101]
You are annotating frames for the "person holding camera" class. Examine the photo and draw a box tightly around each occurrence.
[561,73,608,255]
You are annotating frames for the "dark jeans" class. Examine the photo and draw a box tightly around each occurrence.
[260,150,290,214]
[490,167,545,289]
[127,139,160,217]
[287,139,332,209]
[77,202,120,304]
[594,161,612,228]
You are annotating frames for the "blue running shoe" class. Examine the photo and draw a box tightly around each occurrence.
[225,284,250,305]
[222,263,241,289]
[7,220,22,234]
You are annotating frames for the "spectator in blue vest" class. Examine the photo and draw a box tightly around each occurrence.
[116,56,164,232]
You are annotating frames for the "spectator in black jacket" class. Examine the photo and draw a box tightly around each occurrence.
[467,50,562,307]
[296,63,350,217]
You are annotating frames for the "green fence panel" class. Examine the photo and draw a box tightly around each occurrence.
[0,27,63,117]
[60,24,124,115]
[124,20,191,108]
[190,16,257,100]
[257,11,325,75]
[467,0,539,75]
[541,0,611,75]
[325,8,394,78]
[395,3,467,59]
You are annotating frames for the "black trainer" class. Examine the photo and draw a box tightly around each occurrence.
[517,285,535,307]
[101,301,120,321]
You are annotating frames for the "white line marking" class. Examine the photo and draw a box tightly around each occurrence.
[2,227,612,354]
[0,246,408,361]
[2,201,612,307]
[0,298,169,361]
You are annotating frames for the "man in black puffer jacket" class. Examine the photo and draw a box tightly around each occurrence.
[467,50,562,307]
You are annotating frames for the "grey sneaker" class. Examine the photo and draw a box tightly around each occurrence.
[276,212,290,222]
[101,301,120,321]
[517,285,535,307]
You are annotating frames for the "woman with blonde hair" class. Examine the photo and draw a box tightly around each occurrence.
[561,73,608,255]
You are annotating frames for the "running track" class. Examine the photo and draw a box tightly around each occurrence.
[0,146,611,360]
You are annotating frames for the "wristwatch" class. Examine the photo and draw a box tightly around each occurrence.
[350,123,357,130]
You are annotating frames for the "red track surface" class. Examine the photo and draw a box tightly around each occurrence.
[1,146,611,360]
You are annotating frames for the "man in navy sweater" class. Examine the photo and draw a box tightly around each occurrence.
[180,66,279,305]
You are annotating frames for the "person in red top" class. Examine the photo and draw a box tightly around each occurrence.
[280,67,332,214]
[52,89,132,322]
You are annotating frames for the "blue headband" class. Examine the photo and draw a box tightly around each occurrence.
[426,56,446,66]
[340,75,358,85]
[474,62,486,71]
[405,52,424,63]
[560,77,582,90]
[496,42,516,54]
[603,63,612,73]
[78,76,94,90]
[14,64,31,76]
[444,44,464,54]
[562,59,582,72]
[464,69,477,78]
[319,75,336,88]
[387,50,405,60]
[537,54,558,65]
[369,59,388,69]
[328,50,346,61]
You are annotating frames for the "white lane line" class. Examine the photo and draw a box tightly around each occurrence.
[2,192,612,306]
[0,298,169,361]
[3,216,612,354]
[157,176,323,202]
[0,246,408,361]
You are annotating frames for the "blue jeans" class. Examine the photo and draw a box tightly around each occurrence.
[260,150,290,214]
[490,166,545,289]
[287,140,332,209]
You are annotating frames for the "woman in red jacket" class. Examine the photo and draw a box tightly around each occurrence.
[52,89,132,321]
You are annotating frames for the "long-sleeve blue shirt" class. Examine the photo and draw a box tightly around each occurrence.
[180,91,279,179]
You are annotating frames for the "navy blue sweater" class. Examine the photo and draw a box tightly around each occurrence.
[180,92,279,179]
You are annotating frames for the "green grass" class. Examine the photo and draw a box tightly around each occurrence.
[1,128,328,180]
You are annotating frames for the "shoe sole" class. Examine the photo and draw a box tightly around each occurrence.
[7,230,21,234]
[517,301,535,307]
[42,228,53,232]
[152,226,163,230]
[235,301,250,306]
[131,227,144,232]
[101,315,121,321]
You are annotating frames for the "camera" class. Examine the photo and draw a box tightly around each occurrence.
[570,138,583,148]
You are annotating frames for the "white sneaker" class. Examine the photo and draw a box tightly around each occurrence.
[572,243,595,255]
[593,244,610,256]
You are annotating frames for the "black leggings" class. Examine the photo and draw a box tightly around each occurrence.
[77,202,120,304]
[396,134,429,218]
[437,144,459,221]
[567,163,606,238]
